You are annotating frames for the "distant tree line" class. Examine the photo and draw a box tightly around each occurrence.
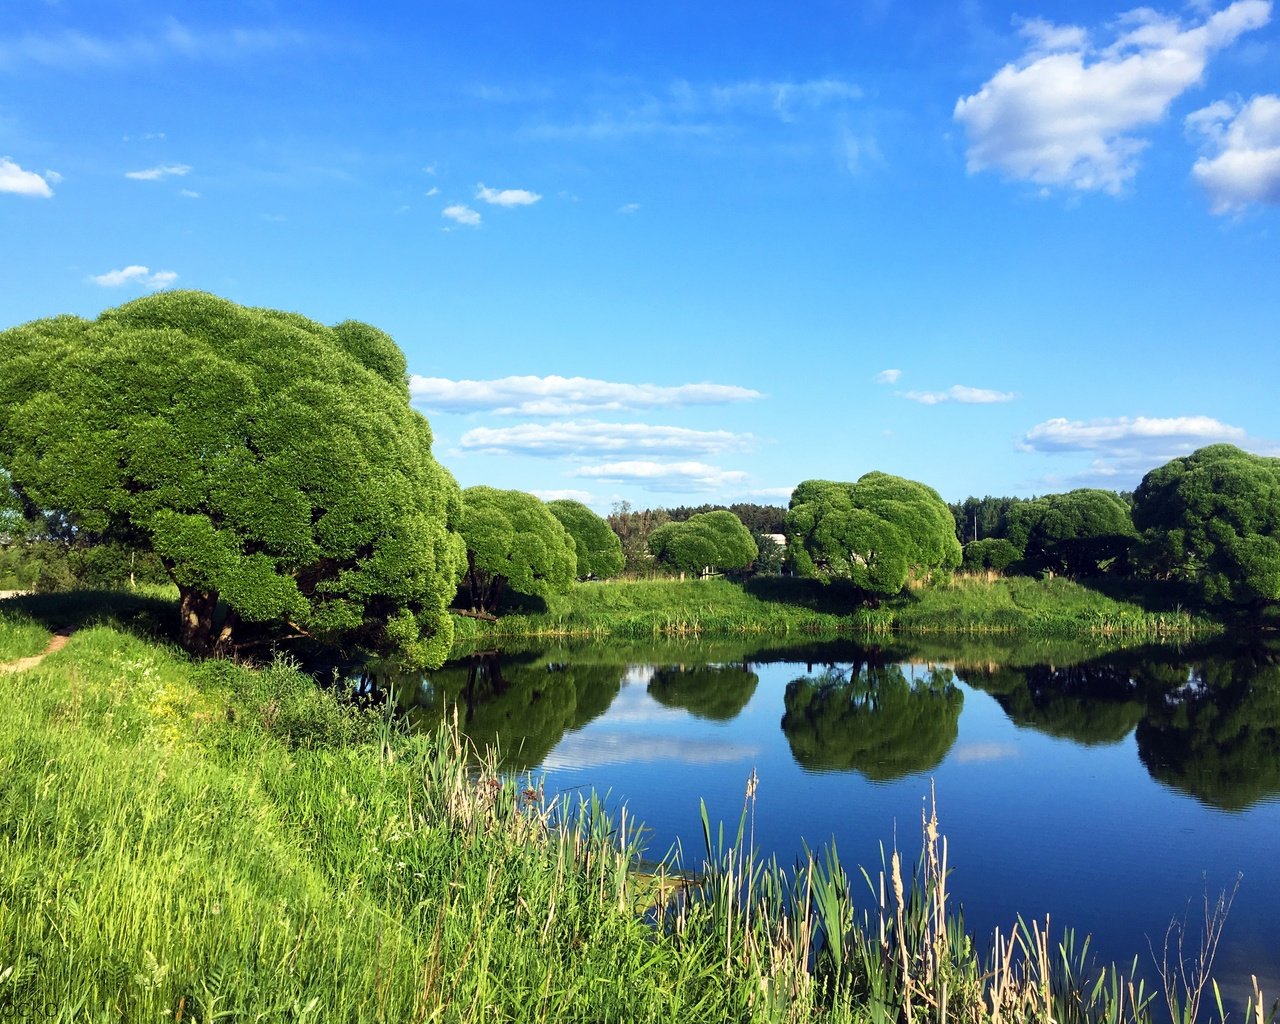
[3,291,1277,667]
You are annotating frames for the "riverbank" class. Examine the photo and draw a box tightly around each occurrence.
[0,608,1260,1023]
[454,574,1215,645]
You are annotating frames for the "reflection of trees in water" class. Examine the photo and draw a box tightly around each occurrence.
[959,645,1280,810]
[1136,656,1280,811]
[647,665,759,721]
[781,664,962,780]
[388,655,625,770]
[960,663,1146,746]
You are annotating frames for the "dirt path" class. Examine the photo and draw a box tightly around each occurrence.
[0,629,74,675]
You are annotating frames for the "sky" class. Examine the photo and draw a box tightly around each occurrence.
[2,0,1278,511]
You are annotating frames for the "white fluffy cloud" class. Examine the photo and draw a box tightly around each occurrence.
[573,460,749,493]
[89,265,178,289]
[457,420,753,458]
[954,1,1272,193]
[475,184,541,207]
[0,157,54,197]
[410,374,762,416]
[1187,94,1280,212]
[1021,414,1247,453]
[124,163,191,181]
[900,384,1014,405]
[442,204,481,227]
[874,368,902,384]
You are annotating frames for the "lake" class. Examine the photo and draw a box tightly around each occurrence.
[370,633,1280,1010]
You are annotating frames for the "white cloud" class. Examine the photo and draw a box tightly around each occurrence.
[425,186,440,197]
[457,420,754,458]
[179,188,200,199]
[0,157,54,197]
[409,374,763,415]
[954,1,1272,193]
[88,265,178,289]
[747,486,796,499]
[44,169,63,184]
[442,204,481,227]
[900,384,1014,405]
[475,183,541,207]
[1019,414,1272,486]
[573,460,750,493]
[617,202,640,214]
[125,163,191,181]
[1021,414,1247,452]
[531,489,594,503]
[874,368,902,384]
[1186,93,1280,212]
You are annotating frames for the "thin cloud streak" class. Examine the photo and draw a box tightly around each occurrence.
[410,374,763,416]
[457,420,755,458]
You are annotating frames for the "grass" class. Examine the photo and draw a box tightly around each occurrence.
[459,575,1216,647]
[1,601,1269,1023]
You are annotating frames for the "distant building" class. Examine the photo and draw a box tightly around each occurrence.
[764,533,786,547]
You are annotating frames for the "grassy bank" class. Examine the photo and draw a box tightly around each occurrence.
[457,575,1214,645]
[2,608,1266,1023]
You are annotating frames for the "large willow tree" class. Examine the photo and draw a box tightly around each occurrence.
[0,291,466,665]
[786,473,961,602]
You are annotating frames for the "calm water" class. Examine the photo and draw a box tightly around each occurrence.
[374,634,1280,1007]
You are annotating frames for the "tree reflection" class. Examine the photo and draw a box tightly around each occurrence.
[394,654,625,770]
[647,664,759,721]
[781,664,962,780]
[961,663,1146,746]
[1136,655,1280,811]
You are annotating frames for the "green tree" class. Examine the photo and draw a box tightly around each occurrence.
[1005,489,1135,577]
[458,487,576,614]
[961,538,1019,573]
[1132,444,1280,613]
[647,510,757,576]
[781,665,963,779]
[546,499,624,580]
[0,291,465,664]
[786,474,961,602]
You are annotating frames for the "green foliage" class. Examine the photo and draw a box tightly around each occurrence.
[647,510,757,575]
[0,291,465,665]
[949,494,1033,545]
[962,538,1019,573]
[546,499,624,580]
[458,486,577,613]
[1132,444,1280,612]
[1005,489,1135,577]
[665,502,787,534]
[781,664,963,779]
[786,473,962,601]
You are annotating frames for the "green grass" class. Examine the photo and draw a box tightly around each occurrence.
[459,574,1216,647]
[0,611,1270,1023]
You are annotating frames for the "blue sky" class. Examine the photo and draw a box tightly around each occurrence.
[2,0,1277,511]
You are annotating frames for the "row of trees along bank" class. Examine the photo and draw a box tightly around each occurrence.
[3,291,1278,668]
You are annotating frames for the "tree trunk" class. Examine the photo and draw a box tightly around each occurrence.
[178,585,220,657]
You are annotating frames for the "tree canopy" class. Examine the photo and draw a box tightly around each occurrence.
[1132,444,1280,611]
[1005,489,1135,577]
[546,499,624,580]
[0,291,465,664]
[457,486,577,613]
[785,473,961,601]
[647,510,757,575]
